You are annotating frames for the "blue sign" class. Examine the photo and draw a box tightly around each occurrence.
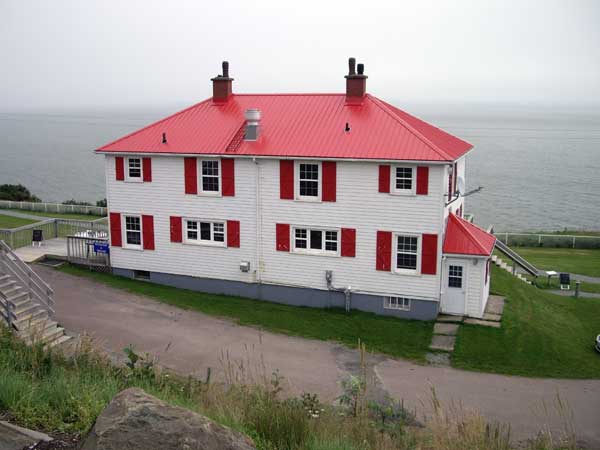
[94,242,110,254]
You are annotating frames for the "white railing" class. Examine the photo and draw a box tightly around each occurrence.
[0,200,107,216]
[0,218,108,250]
[494,232,600,249]
[0,240,55,319]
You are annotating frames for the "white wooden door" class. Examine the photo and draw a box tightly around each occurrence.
[443,262,466,315]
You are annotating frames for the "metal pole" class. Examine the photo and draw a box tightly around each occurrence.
[575,281,580,298]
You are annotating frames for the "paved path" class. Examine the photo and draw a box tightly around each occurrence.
[549,289,600,299]
[34,265,600,448]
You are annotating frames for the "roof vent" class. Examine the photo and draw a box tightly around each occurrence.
[244,109,261,141]
[162,132,167,144]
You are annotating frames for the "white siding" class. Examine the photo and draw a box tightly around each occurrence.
[105,156,448,302]
[106,156,258,283]
[465,259,486,318]
[259,160,444,299]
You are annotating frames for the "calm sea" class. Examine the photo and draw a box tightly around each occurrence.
[1,104,599,232]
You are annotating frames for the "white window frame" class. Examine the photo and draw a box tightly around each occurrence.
[448,264,464,289]
[295,161,322,202]
[383,296,412,311]
[125,157,143,182]
[198,158,221,196]
[122,214,143,250]
[292,225,340,256]
[391,166,415,195]
[183,218,227,247]
[394,233,421,275]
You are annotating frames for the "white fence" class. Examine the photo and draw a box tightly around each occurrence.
[494,232,600,249]
[0,200,107,216]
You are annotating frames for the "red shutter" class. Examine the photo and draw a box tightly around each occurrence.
[416,166,429,195]
[170,216,182,243]
[276,223,290,251]
[115,157,124,181]
[448,165,453,198]
[142,157,152,182]
[376,231,392,271]
[227,220,240,247]
[322,161,336,202]
[280,160,294,199]
[222,159,235,196]
[184,157,198,194]
[378,165,390,193]
[142,215,155,250]
[421,233,438,275]
[341,228,356,257]
[109,212,122,247]
[452,162,458,195]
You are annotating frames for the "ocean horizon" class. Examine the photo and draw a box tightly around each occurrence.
[1,102,599,232]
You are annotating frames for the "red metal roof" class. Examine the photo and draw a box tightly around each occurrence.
[97,94,472,162]
[443,214,496,256]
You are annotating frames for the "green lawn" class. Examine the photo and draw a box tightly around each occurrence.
[10,211,105,221]
[453,265,600,378]
[0,214,38,229]
[529,275,600,294]
[511,247,600,278]
[59,265,434,362]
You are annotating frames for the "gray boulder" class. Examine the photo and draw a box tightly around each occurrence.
[81,388,256,450]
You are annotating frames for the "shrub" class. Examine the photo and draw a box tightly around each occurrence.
[0,184,40,202]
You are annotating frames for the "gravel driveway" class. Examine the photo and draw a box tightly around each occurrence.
[34,265,600,448]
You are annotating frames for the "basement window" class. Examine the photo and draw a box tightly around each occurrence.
[133,270,150,280]
[392,166,414,194]
[383,296,411,311]
[296,162,320,200]
[126,157,142,182]
[184,219,225,246]
[199,159,221,195]
[293,226,338,255]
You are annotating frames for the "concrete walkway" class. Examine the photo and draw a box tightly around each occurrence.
[549,289,600,299]
[34,265,600,448]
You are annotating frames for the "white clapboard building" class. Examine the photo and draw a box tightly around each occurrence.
[96,59,496,320]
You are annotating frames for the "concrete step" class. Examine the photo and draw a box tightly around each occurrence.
[1,286,26,298]
[0,279,17,290]
[437,314,464,323]
[19,320,58,338]
[491,255,498,262]
[429,335,456,352]
[12,308,48,327]
[464,318,501,328]
[482,312,502,322]
[433,322,460,336]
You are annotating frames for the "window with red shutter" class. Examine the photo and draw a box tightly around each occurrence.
[222,159,235,196]
[276,223,290,251]
[341,228,356,257]
[421,234,438,275]
[227,220,240,247]
[142,215,155,250]
[378,165,391,193]
[280,160,294,199]
[170,216,182,243]
[416,166,429,195]
[115,157,125,181]
[322,161,336,202]
[184,157,198,194]
[376,231,392,271]
[109,212,122,247]
[142,158,152,182]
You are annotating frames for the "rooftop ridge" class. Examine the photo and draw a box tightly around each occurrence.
[451,214,495,254]
[367,96,455,161]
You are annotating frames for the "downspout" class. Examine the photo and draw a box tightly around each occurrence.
[325,270,353,312]
[253,157,262,284]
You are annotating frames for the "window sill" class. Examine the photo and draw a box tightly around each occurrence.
[124,178,144,183]
[197,192,222,197]
[294,196,322,203]
[389,190,416,196]
[122,245,143,251]
[183,241,227,248]
[291,249,340,258]
[393,269,421,277]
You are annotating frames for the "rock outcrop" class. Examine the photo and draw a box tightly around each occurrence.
[81,388,256,450]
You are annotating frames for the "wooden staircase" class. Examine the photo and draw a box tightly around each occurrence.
[0,241,70,348]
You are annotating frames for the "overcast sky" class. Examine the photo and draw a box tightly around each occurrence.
[1,0,599,112]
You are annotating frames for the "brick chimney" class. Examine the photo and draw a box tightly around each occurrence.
[211,61,234,102]
[345,57,367,102]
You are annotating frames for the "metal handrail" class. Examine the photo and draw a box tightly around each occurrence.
[0,240,55,315]
[494,239,542,277]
